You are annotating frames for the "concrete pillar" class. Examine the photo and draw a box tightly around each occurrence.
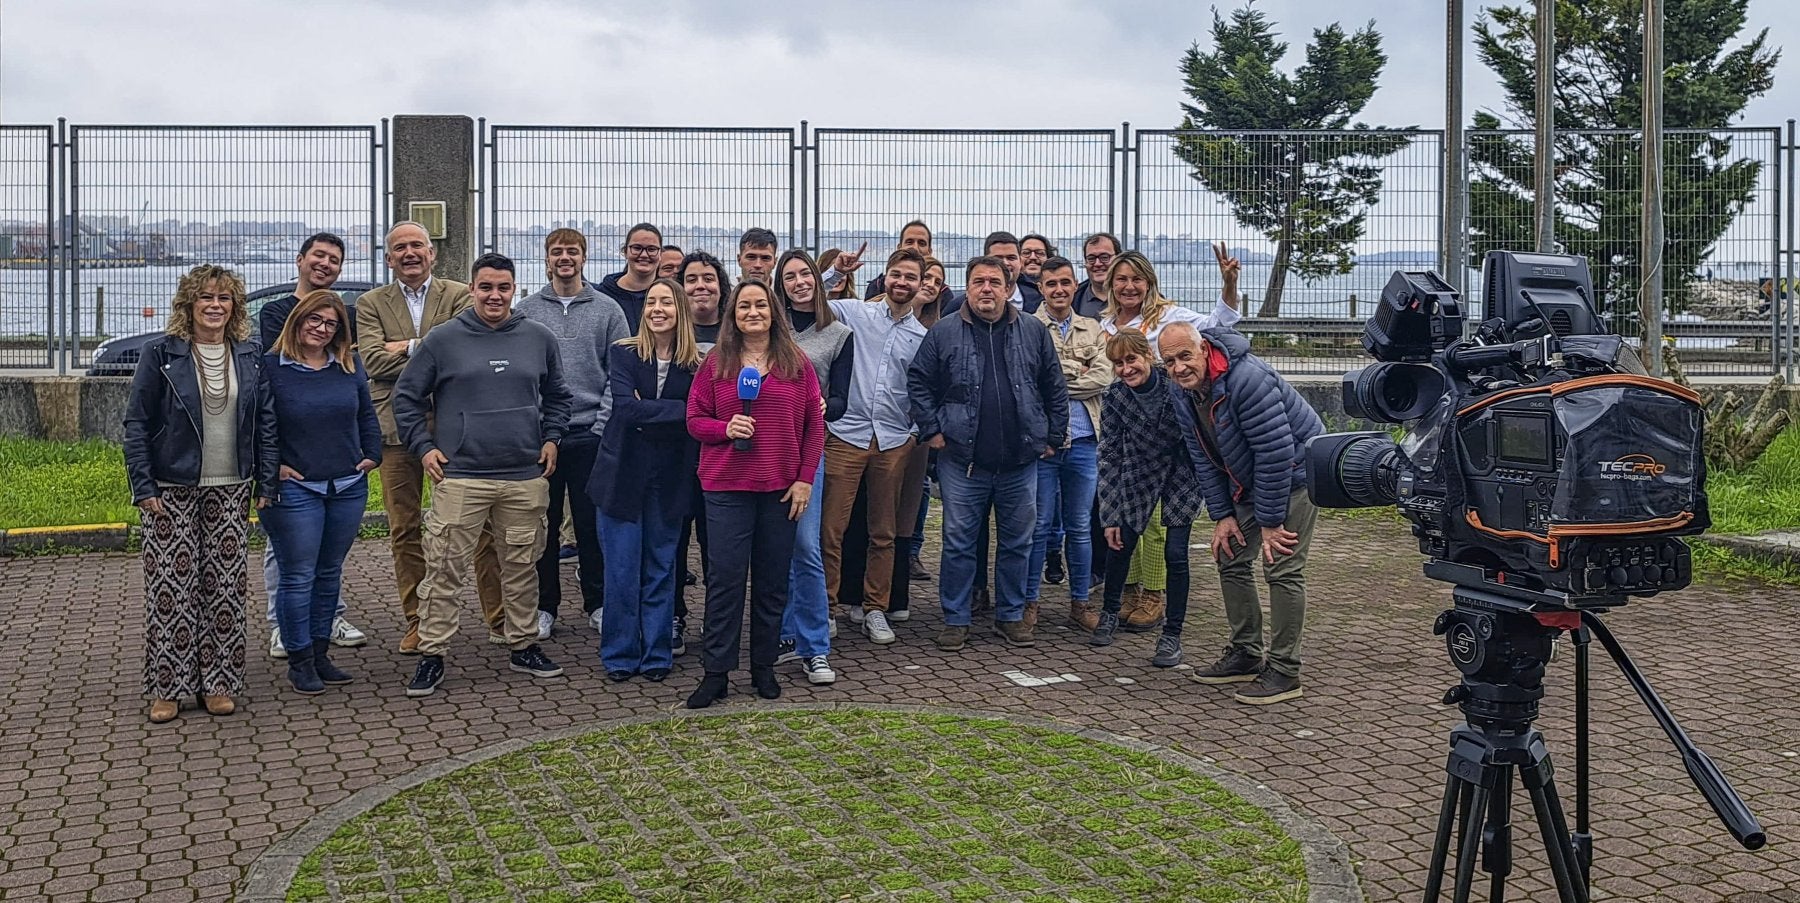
[391,115,474,284]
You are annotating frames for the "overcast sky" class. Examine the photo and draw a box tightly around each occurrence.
[1,0,1793,131]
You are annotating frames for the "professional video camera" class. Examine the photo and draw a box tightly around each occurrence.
[1305,252,1763,902]
[1307,250,1709,601]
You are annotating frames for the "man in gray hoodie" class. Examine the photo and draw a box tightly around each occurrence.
[516,228,631,641]
[393,253,574,697]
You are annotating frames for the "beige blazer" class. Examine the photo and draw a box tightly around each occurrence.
[355,277,473,446]
[1033,307,1113,444]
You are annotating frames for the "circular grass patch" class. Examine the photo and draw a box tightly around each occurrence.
[286,709,1312,902]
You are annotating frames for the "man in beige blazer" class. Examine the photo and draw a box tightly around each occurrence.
[357,221,507,653]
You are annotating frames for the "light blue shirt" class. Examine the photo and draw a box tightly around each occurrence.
[826,298,928,451]
[276,351,368,496]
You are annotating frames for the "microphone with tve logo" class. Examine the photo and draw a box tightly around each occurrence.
[734,366,762,451]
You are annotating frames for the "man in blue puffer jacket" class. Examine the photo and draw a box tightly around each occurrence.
[1159,321,1322,706]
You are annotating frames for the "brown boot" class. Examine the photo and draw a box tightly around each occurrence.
[201,694,237,716]
[148,700,179,723]
[1022,601,1040,631]
[1068,601,1100,632]
[1117,583,1144,624]
[1123,588,1166,632]
[399,623,421,655]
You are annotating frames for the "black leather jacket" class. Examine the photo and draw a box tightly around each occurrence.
[123,335,278,504]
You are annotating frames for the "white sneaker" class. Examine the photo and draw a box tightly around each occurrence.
[803,655,837,684]
[330,617,369,648]
[849,607,866,626]
[536,611,554,641]
[269,627,287,659]
[828,619,839,639]
[588,609,604,634]
[864,610,896,644]
[889,609,911,623]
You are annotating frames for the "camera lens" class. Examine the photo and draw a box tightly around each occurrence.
[1305,432,1403,509]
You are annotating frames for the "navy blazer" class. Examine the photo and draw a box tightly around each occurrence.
[589,343,700,525]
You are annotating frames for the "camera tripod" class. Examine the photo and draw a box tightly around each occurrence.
[1419,564,1764,903]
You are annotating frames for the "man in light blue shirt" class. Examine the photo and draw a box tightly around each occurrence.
[822,248,930,645]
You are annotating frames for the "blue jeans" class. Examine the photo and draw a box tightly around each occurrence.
[597,486,679,675]
[937,460,1036,626]
[262,478,368,655]
[782,459,831,657]
[1027,439,1097,603]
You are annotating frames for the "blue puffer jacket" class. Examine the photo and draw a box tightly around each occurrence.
[1191,328,1324,528]
[906,303,1069,471]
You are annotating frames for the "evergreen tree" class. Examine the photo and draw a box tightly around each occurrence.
[1468,0,1778,321]
[1176,4,1408,317]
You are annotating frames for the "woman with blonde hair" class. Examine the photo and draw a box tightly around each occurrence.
[259,289,382,695]
[592,278,704,682]
[124,264,277,723]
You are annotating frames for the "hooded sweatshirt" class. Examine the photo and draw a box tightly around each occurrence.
[596,271,650,333]
[392,308,573,481]
[515,283,631,438]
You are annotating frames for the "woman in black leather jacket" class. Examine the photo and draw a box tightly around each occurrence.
[122,264,277,724]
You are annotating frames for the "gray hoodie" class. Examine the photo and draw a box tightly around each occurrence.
[515,284,630,438]
[393,308,573,481]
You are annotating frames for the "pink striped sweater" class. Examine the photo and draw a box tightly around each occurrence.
[686,358,825,493]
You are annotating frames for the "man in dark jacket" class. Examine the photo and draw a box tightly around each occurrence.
[907,255,1069,651]
[1159,322,1322,705]
[393,253,574,698]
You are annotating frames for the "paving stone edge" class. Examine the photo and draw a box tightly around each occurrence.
[237,702,1365,903]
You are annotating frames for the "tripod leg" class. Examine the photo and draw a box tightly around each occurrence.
[1484,766,1514,903]
[1451,779,1491,903]
[1423,773,1464,902]
[1521,759,1589,903]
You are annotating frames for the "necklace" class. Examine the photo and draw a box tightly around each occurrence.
[195,342,232,416]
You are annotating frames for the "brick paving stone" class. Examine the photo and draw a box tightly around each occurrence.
[0,518,1792,901]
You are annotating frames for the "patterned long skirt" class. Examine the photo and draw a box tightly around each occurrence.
[141,483,251,700]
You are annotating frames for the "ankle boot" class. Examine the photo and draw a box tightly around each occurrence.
[1124,588,1166,632]
[1068,601,1100,632]
[313,643,353,686]
[686,671,730,709]
[287,650,325,695]
[750,666,781,700]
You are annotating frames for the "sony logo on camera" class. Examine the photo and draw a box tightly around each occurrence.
[1597,454,1668,481]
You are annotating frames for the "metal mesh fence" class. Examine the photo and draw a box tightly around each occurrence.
[1132,129,1443,376]
[486,126,795,290]
[67,125,380,366]
[0,126,55,368]
[1467,127,1783,376]
[812,130,1115,291]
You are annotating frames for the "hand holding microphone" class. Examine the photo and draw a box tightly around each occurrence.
[733,366,762,451]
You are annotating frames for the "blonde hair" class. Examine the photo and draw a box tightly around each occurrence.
[1100,251,1174,334]
[166,264,250,342]
[618,278,702,370]
[272,290,357,373]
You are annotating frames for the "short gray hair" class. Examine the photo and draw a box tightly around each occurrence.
[1158,320,1203,348]
[387,220,432,243]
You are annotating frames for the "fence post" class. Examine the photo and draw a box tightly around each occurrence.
[1641,0,1664,377]
[1788,119,1797,383]
[391,115,474,282]
[93,285,103,338]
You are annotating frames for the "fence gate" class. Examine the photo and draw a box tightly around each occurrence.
[811,129,1116,289]
[0,126,56,369]
[484,125,797,288]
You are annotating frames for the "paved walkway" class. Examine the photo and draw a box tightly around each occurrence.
[0,516,1795,902]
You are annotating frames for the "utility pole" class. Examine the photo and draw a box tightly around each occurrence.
[1641,0,1665,375]
[1535,0,1556,253]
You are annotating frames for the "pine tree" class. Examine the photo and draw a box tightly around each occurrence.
[1176,4,1408,317]
[1467,0,1778,322]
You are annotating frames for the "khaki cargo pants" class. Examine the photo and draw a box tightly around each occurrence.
[415,477,550,657]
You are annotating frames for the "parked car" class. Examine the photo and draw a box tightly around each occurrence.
[85,281,376,376]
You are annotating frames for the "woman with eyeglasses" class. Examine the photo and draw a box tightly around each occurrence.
[259,290,382,696]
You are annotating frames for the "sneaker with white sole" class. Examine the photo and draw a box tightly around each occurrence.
[671,618,687,656]
[406,656,444,697]
[803,655,837,684]
[863,610,896,644]
[269,627,287,659]
[848,607,866,626]
[889,608,910,623]
[330,617,369,647]
[589,609,604,634]
[775,637,799,665]
[536,610,554,641]
[487,631,509,646]
[509,645,565,678]
[829,618,839,639]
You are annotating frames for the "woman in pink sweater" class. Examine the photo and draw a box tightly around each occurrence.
[685,280,824,707]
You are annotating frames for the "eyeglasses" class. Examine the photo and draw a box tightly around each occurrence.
[626,244,662,257]
[1020,249,1049,259]
[303,314,341,332]
[1084,254,1115,265]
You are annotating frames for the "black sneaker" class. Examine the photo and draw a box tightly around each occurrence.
[909,555,931,582]
[509,645,565,679]
[671,616,688,656]
[1089,611,1120,647]
[1193,646,1266,685]
[774,637,799,665]
[1043,549,1066,585]
[1234,668,1303,705]
[406,656,444,697]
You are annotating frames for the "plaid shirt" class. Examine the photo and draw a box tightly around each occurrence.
[1097,368,1205,532]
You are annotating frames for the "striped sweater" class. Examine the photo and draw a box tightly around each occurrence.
[686,356,825,493]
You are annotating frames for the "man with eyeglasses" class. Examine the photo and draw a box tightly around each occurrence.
[1018,234,1053,312]
[597,222,663,331]
[1075,233,1121,320]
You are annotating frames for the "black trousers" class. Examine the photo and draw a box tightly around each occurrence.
[676,508,709,621]
[537,435,603,616]
[1102,521,1193,636]
[700,491,794,673]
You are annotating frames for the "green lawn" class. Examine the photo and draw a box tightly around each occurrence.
[0,437,385,529]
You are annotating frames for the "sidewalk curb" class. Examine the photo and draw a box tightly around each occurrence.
[0,511,390,555]
[1696,532,1800,568]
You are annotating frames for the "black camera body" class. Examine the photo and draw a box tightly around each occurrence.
[1307,253,1710,605]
